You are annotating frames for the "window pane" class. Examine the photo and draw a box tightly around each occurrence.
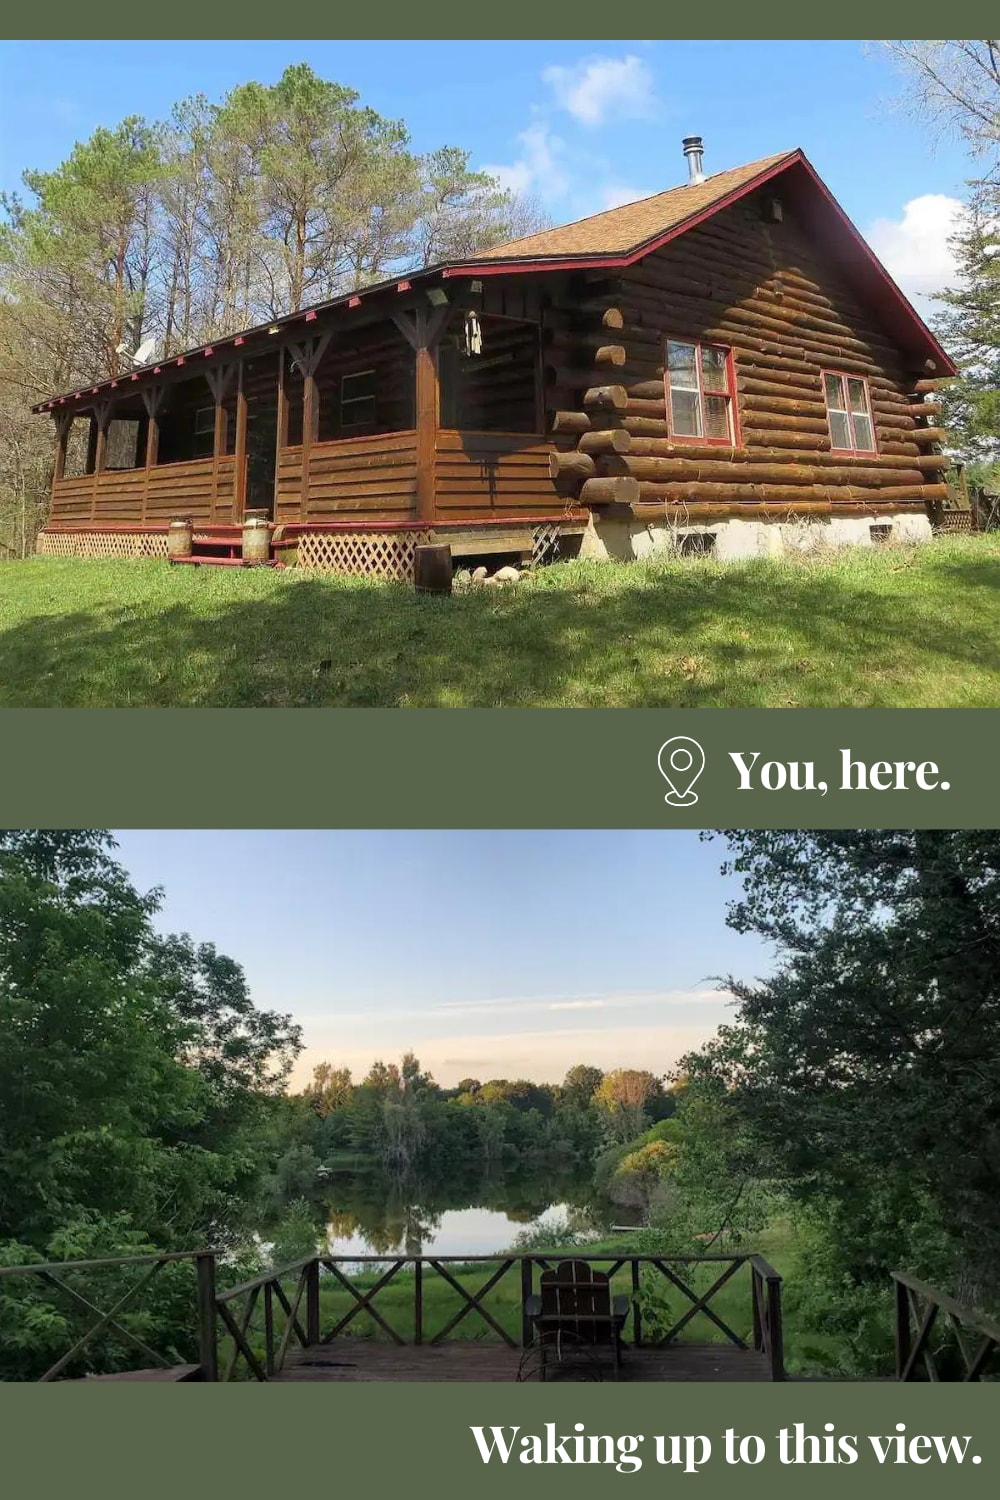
[847,378,869,415]
[704,394,732,441]
[851,413,875,452]
[828,409,852,450]
[667,341,698,386]
[824,373,844,409]
[671,387,702,436]
[701,346,729,392]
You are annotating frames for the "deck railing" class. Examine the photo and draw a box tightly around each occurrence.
[893,1271,1000,1382]
[0,1249,785,1382]
[0,1252,217,1382]
[214,1252,784,1382]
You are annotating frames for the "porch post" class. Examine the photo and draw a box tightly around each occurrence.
[141,385,164,526]
[205,364,237,523]
[274,348,288,518]
[288,335,331,522]
[52,412,70,484]
[234,363,248,520]
[392,304,449,524]
[91,400,112,523]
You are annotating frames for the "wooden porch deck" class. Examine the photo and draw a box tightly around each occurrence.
[271,1341,773,1383]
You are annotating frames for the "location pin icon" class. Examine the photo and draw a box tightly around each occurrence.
[657,736,706,807]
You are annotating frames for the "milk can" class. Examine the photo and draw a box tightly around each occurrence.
[167,517,193,559]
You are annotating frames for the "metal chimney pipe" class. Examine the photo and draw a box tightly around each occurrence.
[683,136,705,185]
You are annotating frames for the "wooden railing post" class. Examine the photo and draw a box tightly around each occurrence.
[894,1275,911,1381]
[305,1257,321,1345]
[196,1253,218,1382]
[751,1266,763,1352]
[414,1259,423,1345]
[520,1258,533,1348]
[767,1275,784,1381]
[631,1259,642,1347]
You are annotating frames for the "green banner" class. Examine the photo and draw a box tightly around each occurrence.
[1,708,995,828]
[3,1385,997,1497]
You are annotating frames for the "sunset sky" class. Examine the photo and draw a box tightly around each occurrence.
[111,829,773,1087]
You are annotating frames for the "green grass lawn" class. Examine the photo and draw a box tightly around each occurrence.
[2,536,998,706]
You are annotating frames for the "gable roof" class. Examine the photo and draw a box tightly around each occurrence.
[32,147,955,413]
[470,151,798,263]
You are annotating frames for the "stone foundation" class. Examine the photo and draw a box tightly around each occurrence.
[578,510,934,563]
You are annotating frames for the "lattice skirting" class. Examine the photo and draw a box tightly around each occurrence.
[37,531,170,559]
[294,529,434,579]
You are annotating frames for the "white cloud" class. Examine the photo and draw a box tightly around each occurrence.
[598,183,657,211]
[481,122,570,201]
[542,54,657,128]
[865,193,966,316]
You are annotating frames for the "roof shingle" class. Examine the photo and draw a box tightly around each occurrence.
[474,151,798,263]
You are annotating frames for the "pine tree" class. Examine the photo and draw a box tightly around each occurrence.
[934,189,1000,471]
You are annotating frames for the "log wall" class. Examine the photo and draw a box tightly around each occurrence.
[540,186,948,519]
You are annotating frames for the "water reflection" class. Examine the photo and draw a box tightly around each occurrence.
[312,1165,608,1258]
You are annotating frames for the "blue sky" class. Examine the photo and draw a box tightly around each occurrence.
[111,830,772,1087]
[0,40,974,315]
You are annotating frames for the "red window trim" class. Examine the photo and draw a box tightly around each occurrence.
[822,368,879,457]
[663,338,739,447]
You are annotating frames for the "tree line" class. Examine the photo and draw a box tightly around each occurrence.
[0,62,545,555]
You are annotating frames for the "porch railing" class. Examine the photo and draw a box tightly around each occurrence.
[893,1271,1000,1382]
[0,1252,217,1382]
[215,1252,784,1382]
[0,1250,785,1382]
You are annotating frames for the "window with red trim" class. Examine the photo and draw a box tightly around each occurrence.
[822,371,877,455]
[664,339,736,444]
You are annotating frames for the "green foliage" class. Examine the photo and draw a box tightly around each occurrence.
[933,199,1000,462]
[0,830,301,1256]
[685,831,1000,1359]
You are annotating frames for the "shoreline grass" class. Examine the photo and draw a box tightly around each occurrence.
[2,536,998,706]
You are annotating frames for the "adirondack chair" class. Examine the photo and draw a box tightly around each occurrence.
[524,1260,630,1379]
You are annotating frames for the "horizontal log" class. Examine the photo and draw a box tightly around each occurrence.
[548,450,596,481]
[621,416,671,436]
[742,428,832,451]
[913,452,950,471]
[594,344,627,367]
[912,378,946,394]
[583,385,628,411]
[626,259,903,358]
[631,499,929,521]
[623,436,928,472]
[579,475,640,506]
[602,455,926,489]
[909,428,948,446]
[578,428,632,455]
[547,410,591,434]
[907,401,942,420]
[632,480,947,506]
[626,379,667,400]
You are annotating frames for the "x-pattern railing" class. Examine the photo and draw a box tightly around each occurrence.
[214,1251,782,1380]
[0,1252,216,1382]
[893,1272,1000,1382]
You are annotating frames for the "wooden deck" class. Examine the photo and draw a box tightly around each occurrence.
[271,1341,774,1383]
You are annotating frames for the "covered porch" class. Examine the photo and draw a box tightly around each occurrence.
[41,281,577,569]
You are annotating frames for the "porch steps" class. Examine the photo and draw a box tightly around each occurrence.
[169,555,276,568]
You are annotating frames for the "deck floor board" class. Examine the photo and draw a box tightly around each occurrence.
[272,1342,772,1383]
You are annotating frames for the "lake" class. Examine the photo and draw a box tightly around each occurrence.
[324,1202,582,1258]
[311,1163,611,1259]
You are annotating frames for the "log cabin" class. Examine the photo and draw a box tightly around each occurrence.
[33,138,957,574]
